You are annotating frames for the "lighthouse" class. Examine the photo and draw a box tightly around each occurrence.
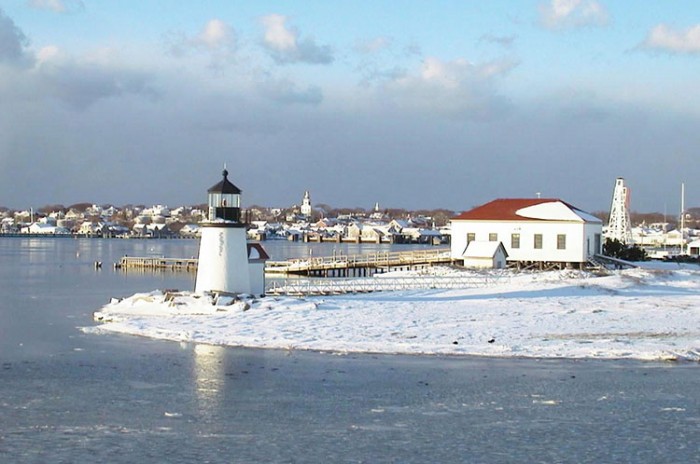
[194,168,252,295]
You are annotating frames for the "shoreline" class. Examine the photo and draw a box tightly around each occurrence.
[81,326,693,363]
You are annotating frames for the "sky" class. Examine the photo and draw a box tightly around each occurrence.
[1,1,699,214]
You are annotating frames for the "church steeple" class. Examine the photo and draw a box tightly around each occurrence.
[301,190,312,217]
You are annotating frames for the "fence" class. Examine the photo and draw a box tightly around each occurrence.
[266,273,510,296]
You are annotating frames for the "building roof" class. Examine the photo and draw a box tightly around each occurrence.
[247,243,270,261]
[463,241,508,259]
[207,169,242,194]
[453,198,602,223]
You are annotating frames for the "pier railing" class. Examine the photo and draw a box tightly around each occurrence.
[266,273,509,296]
[265,248,452,275]
[116,247,453,275]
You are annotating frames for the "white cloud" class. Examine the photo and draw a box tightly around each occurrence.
[260,14,333,65]
[195,19,234,50]
[261,14,296,52]
[27,0,84,14]
[166,19,236,58]
[539,0,609,29]
[641,24,700,54]
[417,57,514,85]
[36,45,60,64]
[380,56,517,119]
[0,42,157,110]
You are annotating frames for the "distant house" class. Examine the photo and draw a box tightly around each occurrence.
[663,229,685,247]
[147,223,176,238]
[402,227,442,245]
[346,222,394,243]
[462,241,508,269]
[65,209,83,221]
[688,239,700,256]
[28,222,70,235]
[1,217,16,233]
[179,223,201,238]
[77,221,102,236]
[631,226,665,247]
[314,218,337,229]
[102,223,130,237]
[388,219,409,231]
[347,222,383,243]
[451,198,603,269]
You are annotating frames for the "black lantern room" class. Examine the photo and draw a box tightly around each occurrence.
[207,168,242,223]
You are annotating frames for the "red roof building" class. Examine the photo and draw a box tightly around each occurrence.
[451,198,603,269]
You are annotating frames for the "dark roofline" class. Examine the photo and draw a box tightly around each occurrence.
[247,242,270,261]
[208,169,242,194]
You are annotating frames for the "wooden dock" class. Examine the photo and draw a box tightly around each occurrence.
[116,248,454,276]
[116,256,199,272]
[265,248,453,276]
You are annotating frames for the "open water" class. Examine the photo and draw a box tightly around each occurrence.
[1,237,699,463]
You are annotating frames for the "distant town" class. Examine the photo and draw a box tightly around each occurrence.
[0,192,453,244]
[1,190,700,251]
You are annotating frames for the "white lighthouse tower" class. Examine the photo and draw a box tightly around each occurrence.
[194,168,251,295]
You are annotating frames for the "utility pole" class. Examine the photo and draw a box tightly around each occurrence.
[680,182,686,255]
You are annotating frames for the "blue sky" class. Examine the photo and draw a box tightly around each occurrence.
[1,1,699,213]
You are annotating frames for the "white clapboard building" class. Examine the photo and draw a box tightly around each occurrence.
[451,198,603,269]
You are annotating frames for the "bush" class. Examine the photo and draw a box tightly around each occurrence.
[603,238,648,261]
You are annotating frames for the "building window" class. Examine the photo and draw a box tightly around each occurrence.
[489,233,498,242]
[511,233,520,249]
[557,234,566,250]
[534,234,543,249]
[467,233,475,244]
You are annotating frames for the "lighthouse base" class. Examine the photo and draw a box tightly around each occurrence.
[195,225,251,295]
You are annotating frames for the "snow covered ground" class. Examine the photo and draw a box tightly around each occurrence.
[84,263,700,361]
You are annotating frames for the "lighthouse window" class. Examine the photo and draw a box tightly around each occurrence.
[209,193,221,207]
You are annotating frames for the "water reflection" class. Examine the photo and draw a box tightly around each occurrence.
[193,344,227,413]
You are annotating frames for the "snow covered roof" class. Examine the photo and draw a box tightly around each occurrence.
[463,241,508,259]
[453,198,602,223]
